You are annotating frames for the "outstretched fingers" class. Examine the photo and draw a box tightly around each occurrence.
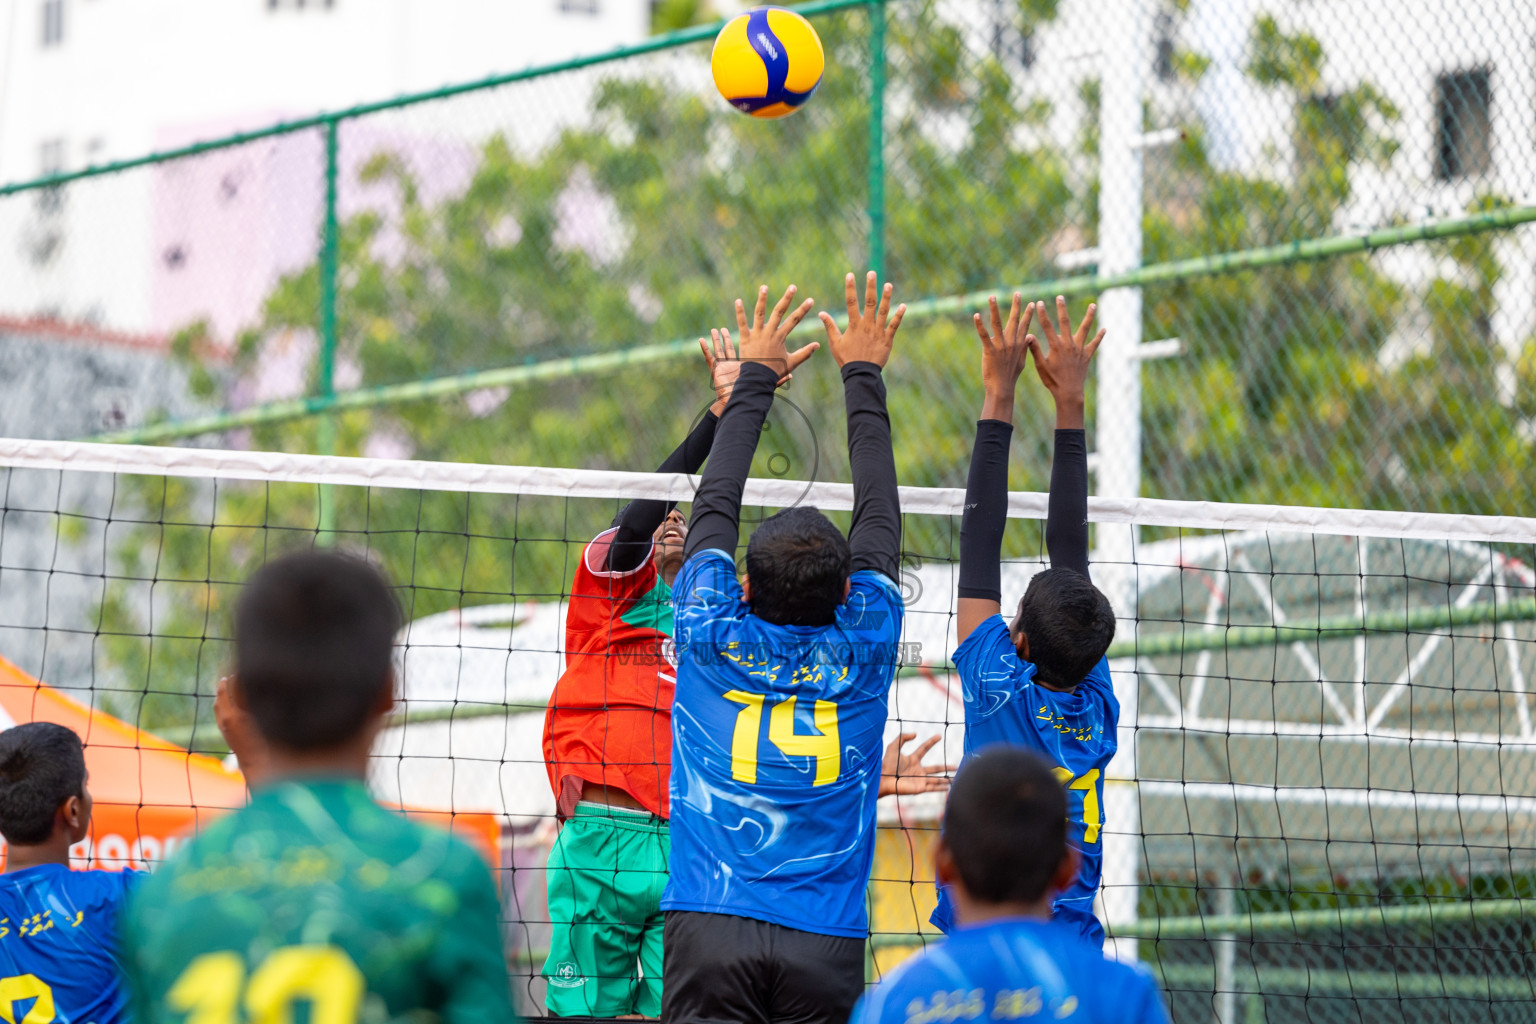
[786,340,820,372]
[777,296,815,339]
[1074,302,1098,345]
[766,285,797,334]
[988,295,1004,344]
[1085,327,1106,361]
[885,301,906,340]
[844,272,860,322]
[863,270,879,321]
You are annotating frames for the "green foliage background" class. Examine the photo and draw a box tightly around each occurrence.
[92,2,1536,736]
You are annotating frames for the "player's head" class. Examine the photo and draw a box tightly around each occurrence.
[234,549,401,754]
[743,506,851,626]
[0,722,92,848]
[609,506,689,585]
[1010,567,1115,689]
[935,746,1076,918]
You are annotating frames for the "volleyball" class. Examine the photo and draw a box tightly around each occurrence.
[710,6,825,119]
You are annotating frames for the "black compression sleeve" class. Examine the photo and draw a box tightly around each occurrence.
[607,410,720,573]
[958,420,1012,602]
[682,362,779,562]
[844,362,900,580]
[1045,428,1090,578]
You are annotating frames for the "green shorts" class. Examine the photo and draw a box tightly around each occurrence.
[542,802,670,1017]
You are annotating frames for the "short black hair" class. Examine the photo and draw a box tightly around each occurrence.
[1013,567,1116,688]
[0,723,86,845]
[744,506,851,626]
[234,550,402,751]
[943,746,1068,905]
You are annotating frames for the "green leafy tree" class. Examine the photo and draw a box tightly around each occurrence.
[95,6,1534,735]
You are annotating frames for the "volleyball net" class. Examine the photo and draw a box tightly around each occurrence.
[1,437,1534,1022]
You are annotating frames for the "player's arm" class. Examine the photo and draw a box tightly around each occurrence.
[878,732,955,796]
[956,294,1036,645]
[1032,296,1105,581]
[820,271,906,581]
[683,285,818,562]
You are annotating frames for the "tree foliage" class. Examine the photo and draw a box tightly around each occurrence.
[96,6,1536,731]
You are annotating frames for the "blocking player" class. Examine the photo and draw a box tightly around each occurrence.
[852,747,1170,1024]
[932,294,1118,947]
[662,273,908,1024]
[537,330,816,1017]
[123,550,515,1022]
[542,329,948,1017]
[0,722,141,1024]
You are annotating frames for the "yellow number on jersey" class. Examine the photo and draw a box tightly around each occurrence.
[768,696,840,786]
[724,690,768,783]
[1051,766,1103,844]
[0,974,55,1024]
[168,945,364,1024]
[724,691,841,786]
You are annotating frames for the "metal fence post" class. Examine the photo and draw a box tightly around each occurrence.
[867,0,886,280]
[317,116,340,545]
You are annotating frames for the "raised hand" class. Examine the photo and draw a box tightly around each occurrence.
[700,326,816,415]
[877,732,955,797]
[974,292,1037,423]
[819,271,906,369]
[1030,295,1104,428]
[733,284,819,378]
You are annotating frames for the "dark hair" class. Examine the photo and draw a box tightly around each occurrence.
[234,550,402,751]
[1013,567,1116,688]
[744,506,851,626]
[943,746,1068,905]
[0,723,86,845]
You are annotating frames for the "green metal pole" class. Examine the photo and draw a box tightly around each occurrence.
[867,0,887,280]
[316,118,340,546]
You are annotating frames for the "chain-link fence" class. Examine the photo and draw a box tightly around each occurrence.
[5,2,1536,1020]
[4,0,1534,515]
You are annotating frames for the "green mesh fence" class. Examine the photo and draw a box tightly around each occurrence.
[5,1,1536,1021]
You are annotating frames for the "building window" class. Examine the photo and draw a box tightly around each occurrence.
[1434,68,1493,181]
[41,0,64,47]
[561,0,600,14]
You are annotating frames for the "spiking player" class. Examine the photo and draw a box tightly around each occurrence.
[124,551,514,1022]
[662,273,908,1024]
[0,722,141,1024]
[932,295,1118,948]
[853,748,1170,1024]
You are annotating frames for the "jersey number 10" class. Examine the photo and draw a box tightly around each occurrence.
[168,945,363,1023]
[723,691,841,786]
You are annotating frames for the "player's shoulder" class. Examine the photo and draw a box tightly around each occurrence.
[1077,656,1119,707]
[1047,934,1163,1015]
[842,570,905,632]
[954,615,1031,678]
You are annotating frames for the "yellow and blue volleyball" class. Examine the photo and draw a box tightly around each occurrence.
[711,6,825,119]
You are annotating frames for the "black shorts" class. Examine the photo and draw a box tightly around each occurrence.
[661,910,865,1024]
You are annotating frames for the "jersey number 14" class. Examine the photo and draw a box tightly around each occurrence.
[724,691,840,786]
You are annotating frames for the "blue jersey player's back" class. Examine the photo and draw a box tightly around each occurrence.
[851,917,1168,1024]
[665,550,904,937]
[0,864,141,1024]
[944,295,1121,946]
[934,620,1117,941]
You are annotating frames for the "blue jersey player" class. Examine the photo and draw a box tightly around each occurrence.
[853,747,1169,1024]
[0,722,141,1024]
[933,294,1119,947]
[664,273,907,1024]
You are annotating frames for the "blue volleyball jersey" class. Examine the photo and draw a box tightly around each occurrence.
[932,615,1119,944]
[851,917,1169,1024]
[663,549,904,938]
[0,864,143,1024]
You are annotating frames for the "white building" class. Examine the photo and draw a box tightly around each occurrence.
[0,0,650,340]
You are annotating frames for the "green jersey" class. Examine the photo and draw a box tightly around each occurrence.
[123,778,513,1024]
